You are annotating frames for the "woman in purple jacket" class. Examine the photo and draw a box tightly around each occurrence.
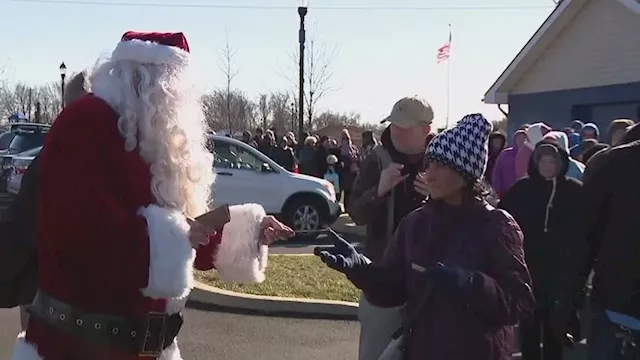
[316,114,534,360]
[492,129,527,198]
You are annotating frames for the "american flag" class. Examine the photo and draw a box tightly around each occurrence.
[437,27,452,63]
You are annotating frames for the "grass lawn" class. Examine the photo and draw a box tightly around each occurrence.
[194,255,361,303]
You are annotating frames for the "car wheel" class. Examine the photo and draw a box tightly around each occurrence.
[283,196,327,235]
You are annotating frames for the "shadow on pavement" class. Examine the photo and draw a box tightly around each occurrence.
[186,300,358,321]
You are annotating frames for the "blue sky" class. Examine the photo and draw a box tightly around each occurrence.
[0,0,555,129]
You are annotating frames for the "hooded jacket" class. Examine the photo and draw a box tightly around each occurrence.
[491,130,525,197]
[608,119,635,145]
[570,123,600,158]
[560,140,640,319]
[542,131,585,180]
[485,132,506,184]
[500,142,583,307]
[349,199,534,360]
[514,123,551,180]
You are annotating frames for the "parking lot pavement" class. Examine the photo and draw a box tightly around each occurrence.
[0,305,360,360]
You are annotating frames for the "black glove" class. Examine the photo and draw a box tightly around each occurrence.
[549,299,576,343]
[424,263,473,297]
[313,229,371,273]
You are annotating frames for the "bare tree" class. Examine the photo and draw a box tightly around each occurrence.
[0,81,61,123]
[257,94,269,130]
[268,91,291,134]
[280,29,338,131]
[200,89,255,133]
[218,33,239,133]
[302,39,337,130]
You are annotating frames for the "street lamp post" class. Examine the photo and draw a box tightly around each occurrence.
[59,62,67,111]
[297,0,308,142]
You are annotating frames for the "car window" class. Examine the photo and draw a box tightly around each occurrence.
[18,146,43,156]
[8,132,46,153]
[212,140,265,171]
[0,132,16,150]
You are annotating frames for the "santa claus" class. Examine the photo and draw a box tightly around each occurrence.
[11,31,293,360]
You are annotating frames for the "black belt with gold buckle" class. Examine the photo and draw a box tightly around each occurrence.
[28,290,183,357]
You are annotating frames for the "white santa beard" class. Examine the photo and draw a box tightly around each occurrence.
[90,60,214,216]
[138,108,214,217]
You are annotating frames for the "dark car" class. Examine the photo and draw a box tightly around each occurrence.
[0,128,48,191]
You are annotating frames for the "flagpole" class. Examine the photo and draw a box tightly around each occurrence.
[445,23,452,129]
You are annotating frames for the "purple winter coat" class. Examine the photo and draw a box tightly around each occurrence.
[349,200,534,360]
[491,147,518,197]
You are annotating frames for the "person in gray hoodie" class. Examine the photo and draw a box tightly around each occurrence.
[542,131,585,180]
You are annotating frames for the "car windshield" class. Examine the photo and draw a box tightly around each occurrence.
[0,132,17,150]
[8,132,46,153]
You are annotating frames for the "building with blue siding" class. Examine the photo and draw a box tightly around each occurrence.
[483,0,640,138]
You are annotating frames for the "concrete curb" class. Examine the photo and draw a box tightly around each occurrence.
[189,281,359,320]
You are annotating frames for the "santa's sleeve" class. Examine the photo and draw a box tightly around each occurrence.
[193,204,268,283]
[40,98,193,300]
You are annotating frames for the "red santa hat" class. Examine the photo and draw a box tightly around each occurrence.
[110,31,191,66]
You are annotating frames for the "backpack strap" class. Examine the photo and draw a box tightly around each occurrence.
[373,145,396,241]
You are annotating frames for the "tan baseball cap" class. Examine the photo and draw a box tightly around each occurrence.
[381,96,434,128]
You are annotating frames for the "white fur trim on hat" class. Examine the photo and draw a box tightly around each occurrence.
[111,39,189,66]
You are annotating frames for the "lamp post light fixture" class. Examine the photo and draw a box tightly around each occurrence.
[59,62,67,111]
[297,0,308,142]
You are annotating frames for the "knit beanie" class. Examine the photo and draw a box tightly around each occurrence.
[425,113,492,181]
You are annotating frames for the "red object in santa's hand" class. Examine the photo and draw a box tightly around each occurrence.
[193,231,223,271]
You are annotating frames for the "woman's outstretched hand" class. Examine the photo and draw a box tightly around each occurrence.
[314,229,371,273]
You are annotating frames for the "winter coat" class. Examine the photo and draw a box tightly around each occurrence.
[499,142,583,308]
[542,131,585,180]
[491,131,525,197]
[485,132,506,185]
[0,155,39,307]
[348,199,534,360]
[347,127,426,262]
[569,123,600,158]
[515,123,551,180]
[298,145,316,175]
[561,139,640,318]
[339,145,360,190]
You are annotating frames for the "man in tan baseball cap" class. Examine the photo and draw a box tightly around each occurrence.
[347,95,433,360]
[379,96,434,155]
[381,96,434,127]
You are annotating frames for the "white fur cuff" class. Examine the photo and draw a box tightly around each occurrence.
[215,204,268,283]
[138,205,195,299]
[11,333,42,360]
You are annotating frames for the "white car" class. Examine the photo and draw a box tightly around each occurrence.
[209,135,341,234]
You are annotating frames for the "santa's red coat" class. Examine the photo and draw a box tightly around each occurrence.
[12,94,268,360]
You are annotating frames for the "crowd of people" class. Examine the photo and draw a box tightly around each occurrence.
[314,94,640,360]
[1,28,639,360]
[239,126,380,207]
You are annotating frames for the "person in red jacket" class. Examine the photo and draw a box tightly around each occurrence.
[11,31,292,360]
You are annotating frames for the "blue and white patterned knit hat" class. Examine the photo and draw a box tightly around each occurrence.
[426,113,493,181]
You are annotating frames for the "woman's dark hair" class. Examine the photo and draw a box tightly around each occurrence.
[464,179,496,206]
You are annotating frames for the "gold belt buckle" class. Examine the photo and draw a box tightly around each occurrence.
[138,312,166,357]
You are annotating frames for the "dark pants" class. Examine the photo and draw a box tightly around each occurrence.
[521,308,563,360]
[588,311,640,360]
[343,188,352,211]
